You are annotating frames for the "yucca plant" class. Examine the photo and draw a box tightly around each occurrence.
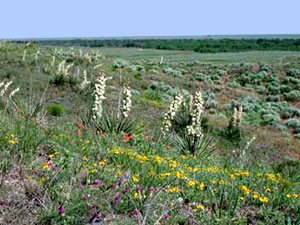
[175,129,215,157]
[162,91,215,157]
[83,110,141,136]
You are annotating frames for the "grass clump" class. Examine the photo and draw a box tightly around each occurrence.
[48,104,64,116]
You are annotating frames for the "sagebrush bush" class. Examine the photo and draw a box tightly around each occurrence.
[286,68,300,77]
[228,81,241,88]
[284,90,300,102]
[162,67,182,77]
[261,113,281,126]
[144,89,162,101]
[193,72,205,81]
[285,118,300,130]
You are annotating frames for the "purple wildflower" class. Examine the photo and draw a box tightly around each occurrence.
[92,179,101,186]
[57,206,65,215]
[115,193,121,202]
[123,186,130,194]
[118,177,124,185]
[149,187,155,193]
[163,214,169,220]
[136,186,142,192]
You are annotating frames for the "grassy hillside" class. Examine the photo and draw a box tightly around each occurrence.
[0,41,299,224]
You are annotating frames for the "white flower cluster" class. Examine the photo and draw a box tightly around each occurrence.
[92,73,106,120]
[162,93,184,135]
[187,91,204,138]
[80,70,91,90]
[122,85,132,118]
[242,136,256,156]
[22,50,27,62]
[34,50,40,64]
[0,80,20,99]
[0,81,13,97]
[57,61,73,77]
[9,87,20,99]
[233,106,243,127]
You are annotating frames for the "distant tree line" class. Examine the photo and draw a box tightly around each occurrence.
[14,38,300,53]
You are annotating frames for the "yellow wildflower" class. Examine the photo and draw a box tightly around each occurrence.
[265,187,271,192]
[90,168,98,174]
[266,174,276,181]
[166,187,179,193]
[253,192,259,199]
[42,163,49,170]
[161,173,171,179]
[197,183,205,191]
[169,160,179,169]
[134,192,139,199]
[8,139,18,144]
[196,204,205,211]
[286,194,291,199]
[99,160,106,166]
[259,196,269,203]
[137,155,148,163]
[132,174,139,183]
[187,180,196,186]
[238,196,245,201]
[293,194,299,198]
[240,185,251,195]
[111,148,122,155]
[180,155,187,160]
[153,155,164,164]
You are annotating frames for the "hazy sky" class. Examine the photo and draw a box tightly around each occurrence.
[1,0,300,39]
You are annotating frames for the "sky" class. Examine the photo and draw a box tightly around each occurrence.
[1,0,300,39]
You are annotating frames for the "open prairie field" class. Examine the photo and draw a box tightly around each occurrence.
[99,47,300,64]
[0,41,300,224]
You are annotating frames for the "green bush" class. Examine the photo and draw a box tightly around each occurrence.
[163,67,182,77]
[285,118,300,130]
[286,68,300,77]
[48,105,64,116]
[284,90,300,102]
[193,72,205,81]
[280,85,292,93]
[265,95,280,102]
[261,113,281,126]
[144,89,162,101]
[228,81,241,88]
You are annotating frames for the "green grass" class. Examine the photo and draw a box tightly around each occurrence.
[99,47,300,63]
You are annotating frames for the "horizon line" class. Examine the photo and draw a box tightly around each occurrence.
[2,33,300,41]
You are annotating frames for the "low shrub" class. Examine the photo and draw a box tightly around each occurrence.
[284,90,300,102]
[48,105,64,116]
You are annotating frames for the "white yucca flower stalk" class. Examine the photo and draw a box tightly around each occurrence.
[122,85,132,118]
[34,50,40,64]
[9,87,20,99]
[0,81,13,97]
[0,82,4,89]
[242,136,256,156]
[80,70,90,90]
[51,56,56,67]
[162,93,184,135]
[238,106,243,124]
[57,61,73,76]
[187,90,204,138]
[233,106,243,127]
[22,50,26,62]
[233,107,238,127]
[92,73,106,121]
